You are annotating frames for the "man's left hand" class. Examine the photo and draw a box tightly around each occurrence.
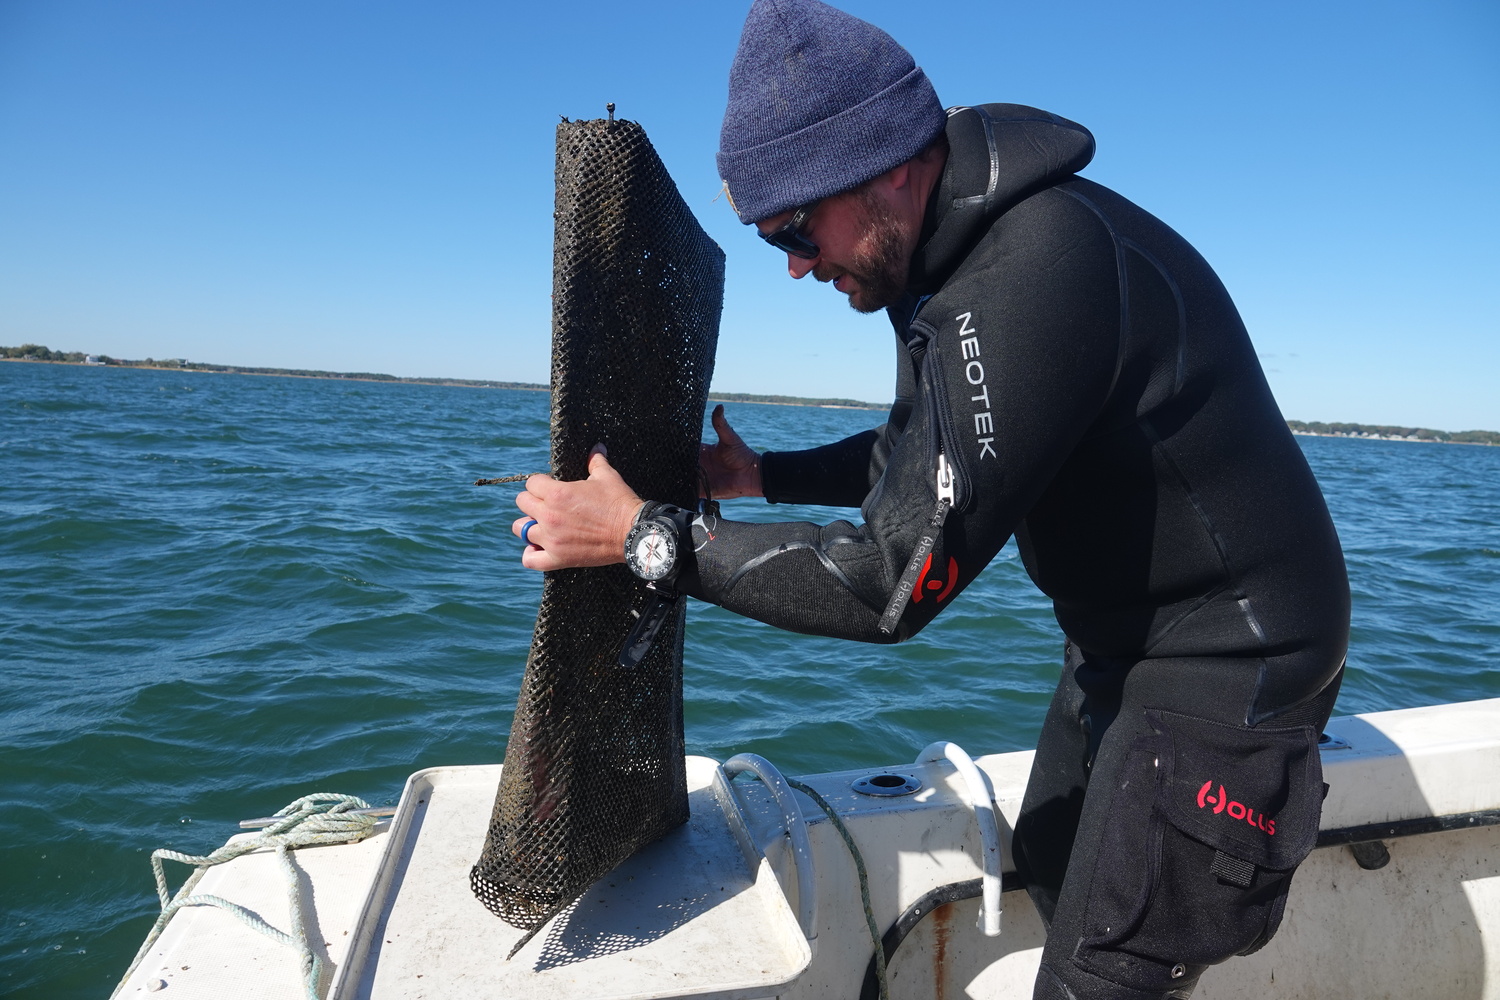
[514,446,642,571]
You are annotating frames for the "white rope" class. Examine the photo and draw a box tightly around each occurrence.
[120,793,378,1000]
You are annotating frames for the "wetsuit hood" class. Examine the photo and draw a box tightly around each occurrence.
[908,104,1095,295]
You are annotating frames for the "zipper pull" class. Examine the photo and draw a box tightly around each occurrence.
[936,451,955,507]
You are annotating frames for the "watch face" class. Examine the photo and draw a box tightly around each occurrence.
[627,520,677,581]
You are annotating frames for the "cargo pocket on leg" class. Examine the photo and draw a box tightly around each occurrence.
[1074,710,1324,992]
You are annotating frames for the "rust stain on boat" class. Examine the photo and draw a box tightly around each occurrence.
[932,900,955,1000]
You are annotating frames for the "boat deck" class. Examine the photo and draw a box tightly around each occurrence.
[113,698,1500,999]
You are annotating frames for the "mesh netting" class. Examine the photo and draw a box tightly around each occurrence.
[470,117,724,942]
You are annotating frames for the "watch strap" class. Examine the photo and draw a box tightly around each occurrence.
[618,586,679,669]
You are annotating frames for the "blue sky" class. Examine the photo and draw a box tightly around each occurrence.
[2,0,1496,430]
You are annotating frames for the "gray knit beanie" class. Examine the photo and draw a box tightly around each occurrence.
[717,0,945,225]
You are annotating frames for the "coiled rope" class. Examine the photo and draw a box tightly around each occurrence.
[119,793,379,1000]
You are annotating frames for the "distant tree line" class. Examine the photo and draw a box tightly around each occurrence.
[1,344,547,390]
[2,346,885,406]
[1,343,105,363]
[1287,419,1499,446]
[9,346,1487,435]
[709,391,884,410]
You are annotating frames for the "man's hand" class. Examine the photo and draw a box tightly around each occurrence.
[514,446,642,571]
[699,405,764,499]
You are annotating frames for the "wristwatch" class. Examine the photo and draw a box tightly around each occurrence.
[624,502,681,583]
[618,502,690,669]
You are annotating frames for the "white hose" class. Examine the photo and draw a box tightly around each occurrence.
[722,753,819,941]
[915,742,1002,936]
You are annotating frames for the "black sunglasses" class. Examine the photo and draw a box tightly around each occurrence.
[759,202,820,259]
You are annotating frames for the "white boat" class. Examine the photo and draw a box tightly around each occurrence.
[111,697,1500,999]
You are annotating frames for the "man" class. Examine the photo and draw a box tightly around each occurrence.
[513,1,1350,996]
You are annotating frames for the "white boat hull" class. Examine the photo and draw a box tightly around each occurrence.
[113,698,1500,999]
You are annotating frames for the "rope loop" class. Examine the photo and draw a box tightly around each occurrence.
[129,792,378,1000]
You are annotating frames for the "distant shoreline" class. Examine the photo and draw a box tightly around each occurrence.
[1,355,549,391]
[1290,430,1491,447]
[0,355,889,411]
[1286,421,1498,447]
[6,354,1495,435]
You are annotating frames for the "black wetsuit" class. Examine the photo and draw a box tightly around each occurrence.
[676,104,1350,999]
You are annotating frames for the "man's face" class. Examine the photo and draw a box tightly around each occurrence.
[756,185,912,314]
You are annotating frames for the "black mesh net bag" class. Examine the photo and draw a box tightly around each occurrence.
[470,116,724,947]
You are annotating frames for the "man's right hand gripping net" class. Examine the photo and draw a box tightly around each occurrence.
[469,116,724,948]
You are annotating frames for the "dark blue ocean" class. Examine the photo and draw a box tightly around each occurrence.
[2,360,1497,997]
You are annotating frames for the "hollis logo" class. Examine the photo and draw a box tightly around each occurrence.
[1197,780,1276,836]
[911,554,957,604]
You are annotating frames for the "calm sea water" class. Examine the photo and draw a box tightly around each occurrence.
[2,361,1497,997]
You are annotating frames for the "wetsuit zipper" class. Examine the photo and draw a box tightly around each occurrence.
[876,328,966,641]
[911,318,973,511]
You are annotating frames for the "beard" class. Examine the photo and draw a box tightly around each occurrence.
[814,187,910,314]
